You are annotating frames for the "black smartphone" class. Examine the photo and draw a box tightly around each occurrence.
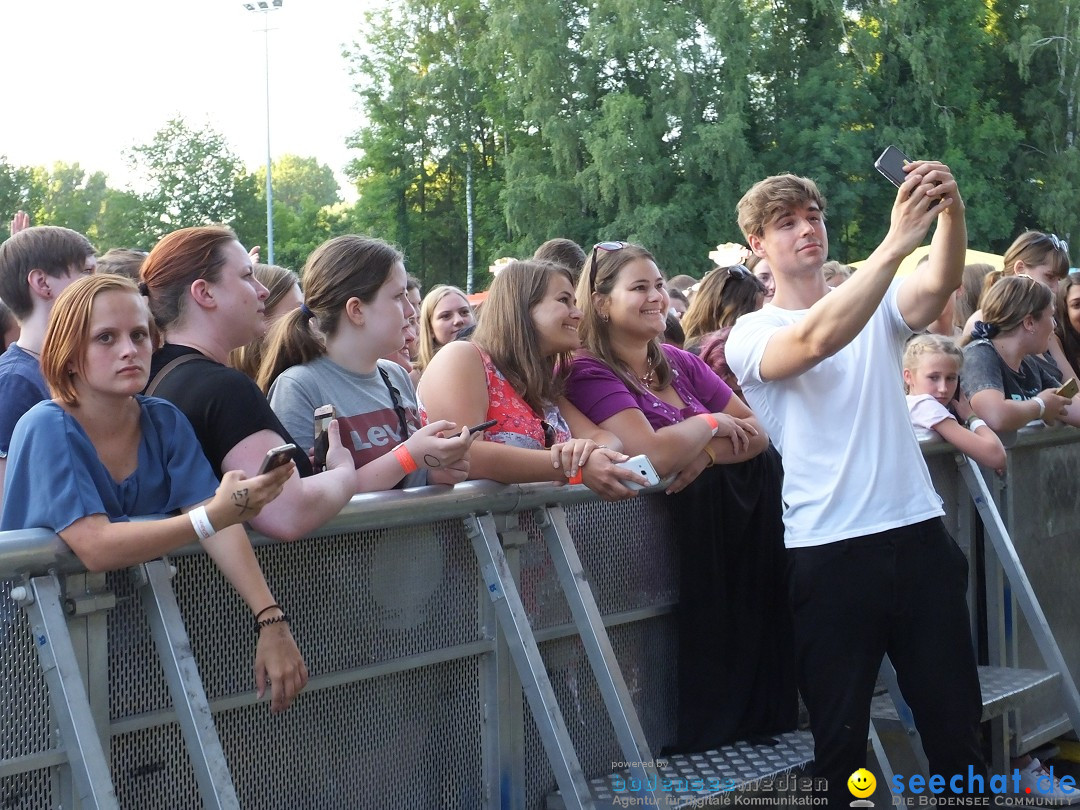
[312,404,337,472]
[468,418,498,434]
[874,145,910,188]
[257,444,298,475]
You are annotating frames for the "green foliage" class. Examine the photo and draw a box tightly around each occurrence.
[5,0,1080,278]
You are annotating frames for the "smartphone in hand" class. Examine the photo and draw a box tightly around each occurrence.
[312,405,337,472]
[258,444,298,475]
[1057,377,1078,399]
[874,145,911,188]
[468,418,498,434]
[614,454,661,490]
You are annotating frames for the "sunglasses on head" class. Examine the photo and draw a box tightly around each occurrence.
[587,241,628,292]
[1039,233,1070,257]
[727,264,751,279]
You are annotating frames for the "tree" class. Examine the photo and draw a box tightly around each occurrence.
[129,118,249,241]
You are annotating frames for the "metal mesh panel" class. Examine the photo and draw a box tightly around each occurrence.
[519,495,678,631]
[0,769,53,810]
[111,722,202,809]
[524,617,679,810]
[0,581,52,761]
[219,658,484,809]
[108,520,483,718]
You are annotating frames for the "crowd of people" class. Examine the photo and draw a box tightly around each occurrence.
[0,155,1077,804]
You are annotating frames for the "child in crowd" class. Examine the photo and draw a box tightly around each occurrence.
[415,284,474,373]
[902,334,1006,472]
[961,275,1079,432]
[1,274,306,713]
[417,259,640,499]
[257,235,473,488]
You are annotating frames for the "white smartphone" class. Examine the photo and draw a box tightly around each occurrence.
[615,454,661,490]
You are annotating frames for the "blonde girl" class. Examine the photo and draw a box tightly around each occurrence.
[902,334,1005,471]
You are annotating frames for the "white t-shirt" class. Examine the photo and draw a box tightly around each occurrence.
[727,282,944,548]
[906,393,954,442]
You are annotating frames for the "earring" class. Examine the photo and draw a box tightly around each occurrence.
[601,313,610,323]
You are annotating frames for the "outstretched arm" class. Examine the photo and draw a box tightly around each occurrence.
[896,163,967,331]
[755,161,958,381]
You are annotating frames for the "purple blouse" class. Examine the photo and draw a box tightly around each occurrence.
[565,345,734,430]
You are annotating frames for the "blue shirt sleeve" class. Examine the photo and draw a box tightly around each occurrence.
[1,398,219,533]
[1,402,112,532]
[0,369,49,456]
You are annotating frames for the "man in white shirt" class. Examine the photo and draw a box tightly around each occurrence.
[726,163,985,804]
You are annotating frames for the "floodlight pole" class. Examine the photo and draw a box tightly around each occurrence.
[243,1,282,265]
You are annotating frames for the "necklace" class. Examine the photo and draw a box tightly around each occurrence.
[18,344,40,359]
[637,357,657,389]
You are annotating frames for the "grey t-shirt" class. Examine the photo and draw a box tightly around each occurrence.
[960,339,1060,402]
[267,356,426,487]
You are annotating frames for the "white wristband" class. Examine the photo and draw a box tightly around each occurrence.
[189,506,216,540]
[967,418,988,432]
[1033,395,1046,420]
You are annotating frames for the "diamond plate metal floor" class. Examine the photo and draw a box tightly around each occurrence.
[870,665,1060,723]
[546,730,815,809]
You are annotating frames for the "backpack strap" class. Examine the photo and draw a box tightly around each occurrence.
[145,353,204,396]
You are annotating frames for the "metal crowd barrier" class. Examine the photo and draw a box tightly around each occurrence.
[1,431,1079,809]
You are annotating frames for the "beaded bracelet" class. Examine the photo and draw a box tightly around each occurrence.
[255,603,283,621]
[256,614,291,634]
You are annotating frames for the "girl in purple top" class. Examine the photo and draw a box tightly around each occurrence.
[565,241,797,752]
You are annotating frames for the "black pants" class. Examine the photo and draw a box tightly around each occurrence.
[788,518,986,805]
[669,447,798,752]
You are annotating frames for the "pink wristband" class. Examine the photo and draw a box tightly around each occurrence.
[568,470,583,485]
[393,444,419,474]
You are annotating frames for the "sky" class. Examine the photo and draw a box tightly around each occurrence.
[2,0,381,201]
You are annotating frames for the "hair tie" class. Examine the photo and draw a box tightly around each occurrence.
[300,303,314,319]
[138,281,150,297]
[971,320,1000,340]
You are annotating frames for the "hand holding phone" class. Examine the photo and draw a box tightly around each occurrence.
[312,405,337,472]
[258,444,298,475]
[1057,377,1078,399]
[614,454,661,491]
[874,145,939,207]
[468,418,497,434]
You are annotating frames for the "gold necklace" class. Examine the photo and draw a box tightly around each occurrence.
[637,358,657,389]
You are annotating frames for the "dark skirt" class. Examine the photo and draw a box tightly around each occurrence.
[667,444,798,752]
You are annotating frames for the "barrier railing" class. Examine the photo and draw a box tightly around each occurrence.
[1,430,1078,809]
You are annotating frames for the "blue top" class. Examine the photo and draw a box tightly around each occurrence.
[0,344,49,456]
[1,396,219,533]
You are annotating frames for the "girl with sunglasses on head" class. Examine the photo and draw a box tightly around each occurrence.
[257,236,474,489]
[680,264,768,402]
[416,260,642,499]
[2,274,307,713]
[961,274,1080,432]
[961,230,1076,379]
[564,241,796,751]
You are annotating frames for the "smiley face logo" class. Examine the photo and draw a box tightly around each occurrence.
[848,768,876,798]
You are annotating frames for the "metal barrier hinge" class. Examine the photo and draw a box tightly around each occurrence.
[493,512,528,548]
[63,585,117,617]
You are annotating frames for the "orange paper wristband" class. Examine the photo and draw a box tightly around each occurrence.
[393,444,419,474]
[568,470,584,485]
[698,412,720,436]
